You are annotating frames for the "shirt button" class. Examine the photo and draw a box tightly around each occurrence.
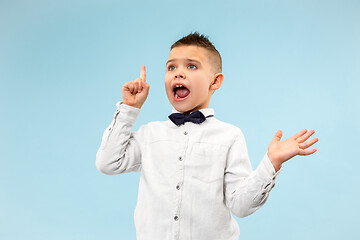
[109,128,112,131]
[174,216,179,221]
[176,185,180,190]
[184,131,188,135]
[178,156,183,161]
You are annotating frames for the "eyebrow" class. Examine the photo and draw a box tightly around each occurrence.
[166,58,201,65]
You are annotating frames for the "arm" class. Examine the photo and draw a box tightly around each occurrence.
[224,129,319,218]
[224,133,279,218]
[95,65,150,175]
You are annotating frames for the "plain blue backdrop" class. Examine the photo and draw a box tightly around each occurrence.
[1,0,359,239]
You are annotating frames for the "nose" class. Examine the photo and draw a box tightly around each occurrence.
[175,71,185,79]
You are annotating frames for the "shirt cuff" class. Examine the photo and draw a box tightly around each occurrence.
[255,152,281,182]
[114,101,141,124]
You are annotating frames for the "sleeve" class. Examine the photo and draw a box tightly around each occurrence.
[224,131,281,218]
[95,102,143,175]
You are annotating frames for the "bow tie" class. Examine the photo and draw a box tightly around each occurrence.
[168,110,209,126]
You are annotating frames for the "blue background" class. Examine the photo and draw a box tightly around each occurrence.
[1,0,359,239]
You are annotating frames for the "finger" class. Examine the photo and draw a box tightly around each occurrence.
[141,80,149,90]
[298,148,317,156]
[299,137,319,149]
[297,130,315,143]
[133,81,139,93]
[292,129,308,140]
[126,82,134,93]
[140,65,146,81]
[137,79,143,93]
[273,130,283,142]
[142,81,150,95]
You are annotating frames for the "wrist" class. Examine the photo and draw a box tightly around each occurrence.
[267,152,282,172]
[122,101,143,109]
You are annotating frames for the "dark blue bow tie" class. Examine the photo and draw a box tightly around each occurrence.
[169,110,209,126]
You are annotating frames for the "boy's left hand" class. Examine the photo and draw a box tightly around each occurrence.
[267,129,319,172]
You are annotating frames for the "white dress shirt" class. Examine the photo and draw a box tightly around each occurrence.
[96,103,280,240]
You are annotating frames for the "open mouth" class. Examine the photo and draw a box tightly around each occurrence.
[173,84,190,100]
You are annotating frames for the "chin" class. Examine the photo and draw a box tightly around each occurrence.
[173,104,200,114]
[173,106,190,113]
[169,102,189,113]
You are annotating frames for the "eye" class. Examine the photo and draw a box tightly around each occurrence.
[188,64,197,70]
[168,65,176,71]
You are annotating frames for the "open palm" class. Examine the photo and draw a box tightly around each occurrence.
[268,129,318,171]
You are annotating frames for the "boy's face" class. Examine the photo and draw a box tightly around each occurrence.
[165,45,222,114]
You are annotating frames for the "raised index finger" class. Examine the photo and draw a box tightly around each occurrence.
[140,65,146,81]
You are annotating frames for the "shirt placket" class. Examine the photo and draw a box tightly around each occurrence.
[173,126,190,240]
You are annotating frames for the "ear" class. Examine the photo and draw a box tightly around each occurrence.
[209,73,224,91]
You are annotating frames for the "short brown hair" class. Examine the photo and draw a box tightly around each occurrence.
[171,32,222,72]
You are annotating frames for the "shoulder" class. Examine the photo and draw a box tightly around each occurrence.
[213,118,243,133]
[207,118,246,143]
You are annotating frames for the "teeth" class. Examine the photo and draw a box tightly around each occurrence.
[174,84,184,99]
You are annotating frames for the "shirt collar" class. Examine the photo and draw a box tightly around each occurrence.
[171,108,215,118]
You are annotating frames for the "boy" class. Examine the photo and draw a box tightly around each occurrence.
[96,33,318,240]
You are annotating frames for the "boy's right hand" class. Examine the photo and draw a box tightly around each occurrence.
[122,65,150,109]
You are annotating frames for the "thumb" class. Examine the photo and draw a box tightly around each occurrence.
[273,130,283,142]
